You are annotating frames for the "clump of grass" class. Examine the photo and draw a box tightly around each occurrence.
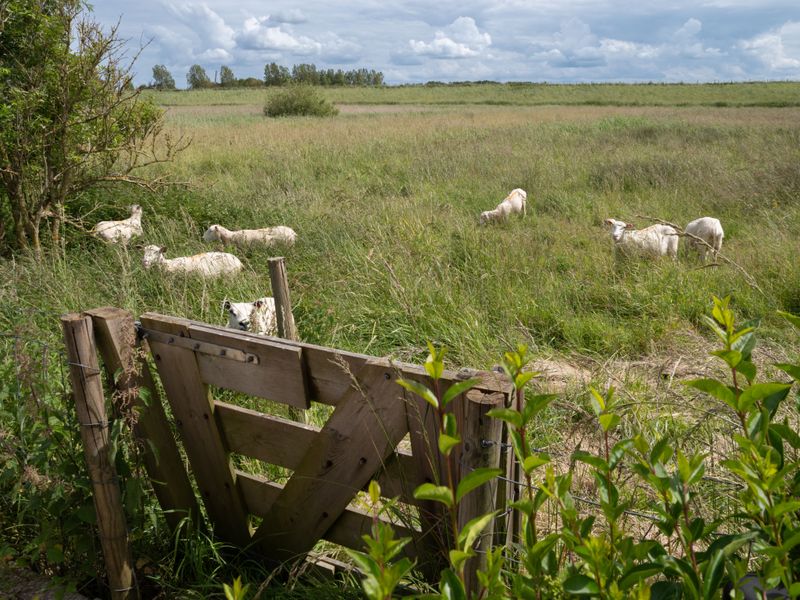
[264,85,338,118]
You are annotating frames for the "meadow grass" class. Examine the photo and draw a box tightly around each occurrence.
[2,90,800,595]
[144,81,800,108]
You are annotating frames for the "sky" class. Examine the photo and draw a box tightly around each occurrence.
[91,1,800,87]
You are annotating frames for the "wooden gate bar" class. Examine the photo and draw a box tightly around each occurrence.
[139,314,251,548]
[253,360,410,563]
[215,401,424,504]
[86,307,200,534]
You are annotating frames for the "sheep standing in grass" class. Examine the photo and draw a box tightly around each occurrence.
[92,205,143,244]
[224,297,277,336]
[479,188,527,225]
[684,217,724,262]
[203,224,297,249]
[604,218,678,259]
[142,245,243,277]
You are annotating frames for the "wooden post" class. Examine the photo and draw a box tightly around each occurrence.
[268,257,306,424]
[86,307,200,534]
[459,385,505,598]
[268,257,297,341]
[61,314,137,600]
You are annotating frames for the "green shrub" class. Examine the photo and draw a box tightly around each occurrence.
[263,85,339,118]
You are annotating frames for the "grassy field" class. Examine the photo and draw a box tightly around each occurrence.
[2,84,800,595]
[144,81,800,107]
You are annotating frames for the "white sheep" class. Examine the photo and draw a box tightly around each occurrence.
[202,224,297,249]
[479,188,527,225]
[92,204,143,244]
[604,218,678,259]
[684,217,724,262]
[142,245,243,277]
[223,297,277,336]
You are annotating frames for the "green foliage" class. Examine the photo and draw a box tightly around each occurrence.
[152,64,176,90]
[187,64,212,89]
[263,85,339,117]
[220,65,236,88]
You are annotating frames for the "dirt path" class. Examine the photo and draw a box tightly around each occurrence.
[0,565,89,600]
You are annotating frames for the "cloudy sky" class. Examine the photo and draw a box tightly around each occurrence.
[92,0,800,87]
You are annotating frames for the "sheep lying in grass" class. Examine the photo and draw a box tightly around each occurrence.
[223,297,277,336]
[479,188,527,225]
[142,245,243,277]
[202,224,297,249]
[92,205,143,244]
[604,218,678,259]
[684,217,724,262]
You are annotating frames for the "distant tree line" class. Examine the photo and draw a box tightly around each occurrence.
[145,63,384,90]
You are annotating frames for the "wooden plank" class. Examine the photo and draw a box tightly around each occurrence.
[62,314,136,600]
[140,313,508,407]
[215,401,425,504]
[459,386,505,597]
[237,471,418,557]
[144,329,259,364]
[139,314,251,548]
[139,314,309,409]
[87,307,200,534]
[252,360,410,563]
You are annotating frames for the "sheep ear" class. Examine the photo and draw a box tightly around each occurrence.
[626,223,635,229]
[223,301,231,310]
[254,300,264,308]
[604,219,613,225]
[160,245,167,252]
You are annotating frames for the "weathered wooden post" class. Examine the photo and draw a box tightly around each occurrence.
[268,256,306,423]
[61,314,137,600]
[86,307,200,534]
[459,381,505,597]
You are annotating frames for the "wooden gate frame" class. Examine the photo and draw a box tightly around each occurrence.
[68,307,510,590]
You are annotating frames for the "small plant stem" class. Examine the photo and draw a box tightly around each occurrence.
[434,379,461,554]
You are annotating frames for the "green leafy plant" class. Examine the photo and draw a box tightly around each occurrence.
[263,85,339,118]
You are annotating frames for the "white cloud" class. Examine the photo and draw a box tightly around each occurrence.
[236,16,322,54]
[408,16,491,58]
[270,9,307,24]
[166,2,235,50]
[740,21,800,70]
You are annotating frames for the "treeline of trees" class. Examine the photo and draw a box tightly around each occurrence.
[146,63,384,90]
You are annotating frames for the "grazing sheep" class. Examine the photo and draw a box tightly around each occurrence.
[604,218,678,259]
[142,245,243,277]
[684,217,724,261]
[479,188,527,225]
[223,297,277,336]
[92,205,143,244]
[202,224,297,249]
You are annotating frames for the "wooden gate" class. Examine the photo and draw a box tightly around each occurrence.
[69,307,510,587]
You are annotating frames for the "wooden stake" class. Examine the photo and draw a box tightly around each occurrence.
[268,257,307,423]
[459,384,504,598]
[86,307,200,534]
[61,314,137,600]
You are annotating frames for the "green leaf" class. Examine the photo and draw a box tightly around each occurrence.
[598,412,621,432]
[413,484,454,508]
[736,360,757,384]
[711,349,742,368]
[368,480,381,505]
[522,453,551,473]
[456,468,502,503]
[439,568,466,600]
[514,371,537,389]
[589,387,606,414]
[438,434,461,456]
[776,363,800,381]
[739,383,791,412]
[778,310,800,329]
[702,549,725,600]
[397,378,438,409]
[562,574,600,595]
[771,423,800,450]
[685,378,736,409]
[701,314,728,342]
[449,549,471,573]
[442,378,481,407]
[486,407,523,430]
[457,511,497,551]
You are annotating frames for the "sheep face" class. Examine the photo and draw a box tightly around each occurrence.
[142,245,166,268]
[604,219,633,242]
[203,225,222,242]
[224,297,277,335]
[224,300,254,331]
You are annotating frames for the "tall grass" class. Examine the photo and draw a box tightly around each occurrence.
[144,81,800,108]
